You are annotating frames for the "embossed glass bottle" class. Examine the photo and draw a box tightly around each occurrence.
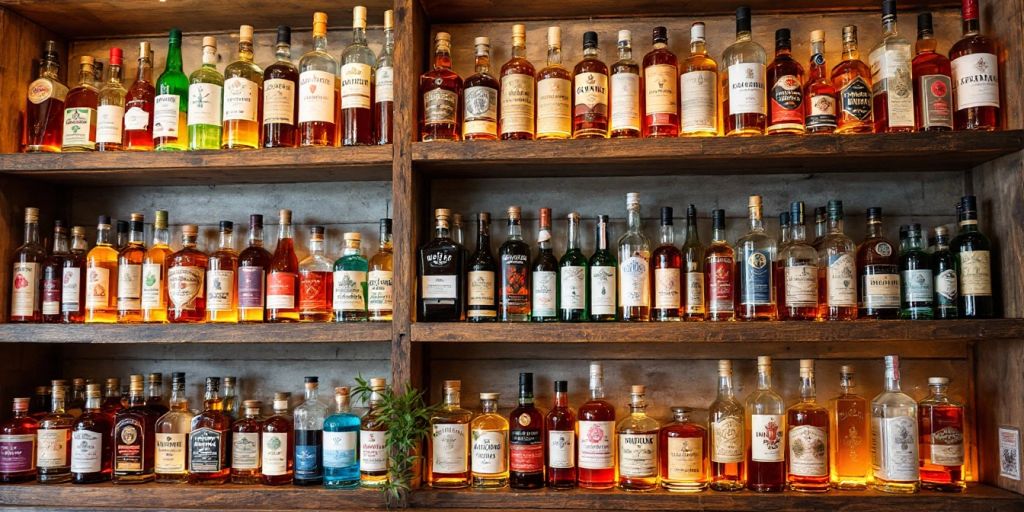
[166,225,207,322]
[617,385,659,491]
[709,360,744,490]
[832,26,874,133]
[187,37,224,150]
[618,193,651,321]
[871,355,920,493]
[745,356,785,492]
[334,232,368,322]
[829,365,870,490]
[787,360,830,492]
[420,32,462,141]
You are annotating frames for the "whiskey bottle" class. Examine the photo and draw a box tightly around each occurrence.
[681,205,706,320]
[333,232,369,322]
[931,226,958,319]
[70,384,111,484]
[778,202,818,321]
[572,31,609,138]
[187,36,224,150]
[238,214,273,322]
[818,200,857,320]
[767,29,805,135]
[222,25,264,149]
[62,56,99,151]
[588,215,617,321]
[578,362,616,489]
[25,40,67,153]
[468,212,497,321]
[952,195,992,318]
[102,378,122,416]
[142,210,171,323]
[660,406,708,492]
[509,373,544,489]
[116,220,130,251]
[535,27,570,140]
[368,218,394,321]
[617,385,660,491]
[10,207,44,323]
[709,360,744,491]
[918,377,966,492]
[871,355,920,493]
[31,386,52,420]
[829,365,870,490]
[97,47,127,151]
[112,374,157,483]
[115,213,144,323]
[609,30,641,138]
[736,196,777,320]
[293,377,327,485]
[643,26,679,138]
[67,379,86,418]
[298,227,333,322]
[680,23,719,137]
[40,221,67,324]
[154,373,191,483]
[85,216,118,323]
[804,31,837,134]
[154,29,189,150]
[545,381,575,489]
[913,13,953,131]
[857,208,900,319]
[206,221,239,323]
[722,7,767,136]
[0,397,38,483]
[420,32,462,141]
[340,6,376,146]
[189,377,231,484]
[471,392,509,489]
[532,208,557,322]
[949,0,999,130]
[705,209,735,321]
[359,379,389,488]
[374,11,395,145]
[502,24,538,140]
[261,392,294,485]
[559,212,588,321]
[267,209,300,322]
[323,387,360,488]
[146,373,168,416]
[870,0,915,133]
[299,12,340,146]
[123,42,154,151]
[61,226,88,324]
[746,356,785,492]
[618,193,651,321]
[832,26,874,133]
[651,207,682,321]
[463,38,499,140]
[429,380,472,488]
[229,400,263,484]
[500,207,532,321]
[263,26,299,148]
[37,381,73,483]
[419,209,464,321]
[899,224,934,319]
[166,224,208,323]
[787,360,830,492]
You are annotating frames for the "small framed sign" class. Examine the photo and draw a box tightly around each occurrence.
[999,426,1021,481]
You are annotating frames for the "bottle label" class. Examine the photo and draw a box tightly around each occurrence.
[739,249,772,305]
[918,74,953,129]
[463,85,498,136]
[332,270,365,311]
[930,426,964,466]
[117,263,142,311]
[840,76,872,121]
[589,266,616,315]
[39,274,57,315]
[707,255,734,313]
[340,63,372,110]
[610,72,641,132]
[231,432,260,470]
[503,73,538,135]
[189,427,225,473]
[263,78,296,125]
[784,264,818,307]
[869,44,914,128]
[862,266,900,309]
[423,88,457,125]
[85,266,111,309]
[62,107,95,146]
[298,271,330,312]
[421,275,457,299]
[547,430,575,469]
[261,432,288,476]
[574,71,608,118]
[222,76,258,123]
[788,425,827,476]
[70,429,103,474]
[204,269,234,311]
[11,262,39,317]
[155,432,186,473]
[367,270,394,312]
[958,250,992,296]
[577,420,614,469]
[28,78,68,104]
[654,267,681,310]
[432,423,469,473]
[827,253,857,307]
[807,92,838,129]
[750,414,785,462]
[685,271,705,314]
[298,70,336,124]
[532,270,556,317]
[471,430,507,474]
[560,266,586,310]
[114,418,145,471]
[36,428,68,468]
[61,267,82,314]
[237,266,265,309]
[951,53,999,109]
[467,270,495,307]
[322,431,356,469]
[667,436,703,481]
[872,415,919,481]
[644,64,678,115]
[375,66,394,103]
[535,77,569,136]
[153,94,181,138]
[294,439,320,476]
[0,434,35,472]
[902,268,934,303]
[359,430,389,472]
[935,268,958,303]
[618,433,657,477]
[266,271,297,309]
[619,256,650,308]
[167,265,204,310]
[141,263,163,310]
[187,83,223,126]
[510,424,543,473]
[124,104,148,132]
[711,416,743,463]
[727,63,766,115]
[769,74,804,127]
[96,104,125,144]
[680,70,717,133]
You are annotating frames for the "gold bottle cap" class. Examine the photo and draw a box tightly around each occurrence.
[152,210,167,229]
[800,359,814,370]
[86,383,102,398]
[539,208,551,226]
[202,36,217,48]
[810,29,825,43]
[343,231,361,242]
[840,365,855,375]
[631,385,645,395]
[443,379,461,390]
[626,192,640,208]
[435,31,451,43]
[130,212,144,222]
[52,379,67,388]
[384,10,394,29]
[51,385,66,399]
[148,372,162,383]
[546,26,559,47]
[757,355,772,367]
[72,226,86,236]
[435,208,451,219]
[243,399,262,408]
[24,207,39,222]
[353,6,367,29]
[335,386,350,396]
[313,12,328,36]
[12,398,30,411]
[279,209,292,224]
[182,224,198,236]
[843,25,858,43]
[474,36,490,47]
[129,374,144,392]
[139,41,151,56]
[80,55,95,65]
[748,195,762,208]
[513,23,527,39]
[274,391,291,401]
[718,359,732,374]
[239,25,254,43]
[369,377,387,390]
[507,206,522,217]
[480,392,500,400]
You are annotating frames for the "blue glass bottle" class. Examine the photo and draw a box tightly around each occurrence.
[323,386,361,488]
[333,232,369,321]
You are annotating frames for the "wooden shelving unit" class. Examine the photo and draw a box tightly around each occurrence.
[0,323,392,344]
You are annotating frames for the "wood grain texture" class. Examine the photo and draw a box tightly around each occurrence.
[0,323,391,343]
[972,152,1024,318]
[0,7,62,154]
[988,0,1023,130]
[977,339,1024,493]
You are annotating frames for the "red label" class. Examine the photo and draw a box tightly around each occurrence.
[267,272,296,296]
[962,0,978,20]
[299,271,331,310]
[510,443,544,472]
[707,257,734,310]
[42,278,61,305]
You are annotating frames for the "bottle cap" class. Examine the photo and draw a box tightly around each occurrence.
[691,22,706,41]
[928,376,950,385]
[748,195,762,209]
[474,36,490,47]
[671,406,690,414]
[617,30,631,45]
[554,380,568,392]
[436,31,451,43]
[444,380,461,390]
[790,201,805,225]
[597,214,609,224]
[757,355,772,367]
[279,209,292,224]
[274,391,291,401]
[513,24,526,38]
[243,399,262,408]
[547,26,560,47]
[827,199,844,220]
[80,55,95,66]
[43,40,59,60]
[687,204,697,218]
[539,207,551,227]
[567,211,580,222]
[277,25,291,45]
[652,26,667,43]
[583,31,598,49]
[71,225,85,236]
[335,386,350,396]
[775,28,791,48]
[12,398,30,411]
[718,359,732,375]
[840,365,855,375]
[866,207,882,221]
[507,206,522,217]
[171,372,185,383]
[313,12,328,36]
[129,374,144,392]
[182,224,198,236]
[843,25,858,43]
[308,225,325,238]
[917,12,933,35]
[519,373,533,394]
[202,36,216,48]
[147,372,162,384]
[98,215,111,226]
[480,392,500,400]
[626,192,640,208]
[239,25,254,43]
[711,209,726,230]
[353,6,367,29]
[304,376,318,383]
[779,211,790,228]
[736,6,752,32]
[53,220,65,232]
[631,384,645,394]
[219,220,233,231]
[109,47,123,66]
[168,28,182,43]
[810,29,825,43]
[384,10,394,29]
[370,377,387,390]
[882,0,897,19]
[661,206,673,225]
[435,208,451,219]
[800,359,814,370]
[24,207,39,223]
[960,195,977,213]
[934,225,949,237]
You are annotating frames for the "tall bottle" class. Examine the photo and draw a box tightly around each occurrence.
[532,208,557,322]
[857,208,900,319]
[297,226,333,322]
[463,37,499,140]
[206,221,239,323]
[949,0,999,131]
[299,12,339,146]
[787,360,830,492]
[913,13,953,132]
[918,376,965,492]
[293,377,327,486]
[832,26,874,133]
[617,385,660,491]
[166,225,207,322]
[767,29,805,135]
[534,27,569,140]
[501,24,537,140]
[25,40,67,153]
[468,212,497,321]
[619,193,651,321]
[341,6,376,146]
[471,392,509,489]
[499,206,532,322]
[61,226,88,323]
[419,32,462,141]
[0,397,38,482]
[559,212,588,321]
[932,226,958,319]
[589,215,617,321]
[722,7,767,136]
[609,30,641,138]
[359,379,389,488]
[643,26,679,137]
[899,223,934,319]
[238,214,273,322]
[705,209,735,321]
[709,360,744,491]
[871,355,920,493]
[116,213,145,322]
[222,25,263,149]
[870,0,915,133]
[509,373,544,489]
[261,392,293,485]
[829,365,870,490]
[40,221,68,323]
[818,200,858,320]
[123,42,154,151]
[187,37,223,150]
[154,29,189,150]
[578,362,616,489]
[745,356,785,492]
[229,400,263,484]
[736,196,777,320]
[188,377,230,484]
[805,31,837,134]
[651,207,682,321]
[573,31,609,138]
[778,202,818,320]
[97,47,127,151]
[112,374,157,483]
[374,10,395,145]
[10,207,44,322]
[368,218,394,321]
[678,23,719,137]
[951,195,992,318]
[323,387,360,488]
[263,26,299,148]
[85,216,118,323]
[545,381,575,489]
[267,209,300,322]
[680,205,705,320]
[333,232,368,322]
[37,381,74,483]
[62,56,99,151]
[418,209,464,321]
[428,380,472,488]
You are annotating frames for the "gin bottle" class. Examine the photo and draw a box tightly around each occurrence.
[745,356,785,492]
[618,193,651,321]
[721,6,767,136]
[871,355,920,493]
[293,377,327,486]
[154,30,188,150]
[322,388,361,489]
[559,212,588,321]
[588,215,617,321]
[187,37,223,150]
[359,379,389,488]
[899,223,934,319]
[531,208,557,322]
[736,196,777,320]
[333,232,369,322]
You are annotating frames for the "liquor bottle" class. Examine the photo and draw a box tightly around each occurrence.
[299,13,340,146]
[61,226,88,323]
[913,14,953,131]
[116,220,130,251]
[705,209,735,321]
[578,362,615,489]
[238,214,272,322]
[221,377,239,422]
[205,221,238,323]
[267,209,300,322]
[261,392,293,485]
[85,216,118,323]
[746,356,785,492]
[643,26,679,138]
[828,365,870,490]
[545,380,575,489]
[222,25,264,149]
[609,30,641,138]
[832,26,874,133]
[951,195,992,318]
[736,196,777,320]
[154,29,188,150]
[679,23,719,137]
[112,374,157,483]
[812,206,828,249]
[659,406,708,492]
[802,31,837,134]
[419,209,464,321]
[918,377,965,492]
[10,207,44,322]
[932,226,958,319]
[70,384,111,484]
[532,208,557,322]
[778,212,791,247]
[722,7,767,136]
[559,212,588,322]
[31,386,52,420]
[573,31,609,138]
[293,377,327,485]
[153,374,191,483]
[96,47,127,151]
[818,200,857,320]
[67,379,86,418]
[263,26,299,148]
[102,378,122,416]
[62,56,99,151]
[145,373,167,417]
[767,29,805,135]
[166,224,208,322]
[123,42,154,150]
[299,226,334,322]
[0,397,38,482]
[709,360,744,491]
[589,215,617,321]
[333,232,369,322]
[116,213,145,323]
[501,24,537,140]
[509,373,544,489]
[374,10,395,145]
[322,387,360,488]
[468,212,497,321]
[787,360,830,492]
[368,218,394,322]
[617,385,659,491]
[871,355,920,493]
[187,36,224,150]
[25,40,67,152]
[651,207,682,321]
[499,206,532,322]
[419,32,462,141]
[857,208,900,319]
[870,0,915,133]
[536,26,572,140]
[463,37,499,140]
[899,224,934,319]
[188,377,231,484]
[428,380,472,488]
[40,221,67,324]
[949,0,999,131]
[37,381,73,483]
[359,380,389,488]
[619,193,651,321]
[93,61,105,91]
[778,202,818,320]
[340,6,376,146]
[229,400,262,484]
[471,392,509,489]
[680,205,706,320]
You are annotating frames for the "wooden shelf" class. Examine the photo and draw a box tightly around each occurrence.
[0,146,392,186]
[411,131,1024,177]
[0,323,392,344]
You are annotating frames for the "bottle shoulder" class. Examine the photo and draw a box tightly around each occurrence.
[341,44,377,67]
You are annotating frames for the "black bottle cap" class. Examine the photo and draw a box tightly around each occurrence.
[736,6,752,33]
[205,376,220,387]
[866,207,883,220]
[249,214,263,228]
[597,214,609,224]
[827,200,844,220]
[775,28,791,49]
[917,12,933,36]
[554,380,567,392]
[304,376,318,383]
[652,26,668,44]
[686,204,697,219]
[43,40,59,60]
[380,218,393,231]
[711,209,726,230]
[661,206,673,225]
[519,373,533,394]
[583,31,598,49]
[960,195,977,212]
[53,219,64,229]
[219,220,233,230]
[277,25,292,45]
[171,372,185,380]
[882,0,897,18]
[779,211,790,227]
[129,219,144,232]
[310,225,325,235]
[790,201,805,225]
[116,220,129,233]
[98,215,111,225]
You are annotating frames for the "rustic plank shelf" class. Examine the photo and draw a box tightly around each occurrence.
[0,146,393,186]
[412,131,1024,177]
[0,323,392,344]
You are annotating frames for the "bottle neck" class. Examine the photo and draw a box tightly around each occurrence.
[962,17,980,36]
[304,385,319,402]
[96,225,112,247]
[238,39,254,63]
[546,44,561,67]
[352,25,368,46]
[476,222,490,251]
[712,224,727,243]
[589,378,605,400]
[435,219,451,239]
[137,55,152,82]
[792,222,807,242]
[52,231,69,254]
[882,16,898,37]
[314,32,330,53]
[343,240,361,256]
[748,207,764,232]
[567,219,580,250]
[717,373,734,398]
[474,47,491,74]
[736,30,752,43]
[554,390,568,407]
[828,217,844,234]
[202,46,217,67]
[337,394,352,413]
[779,224,790,244]
[276,42,292,62]
[885,368,902,392]
[839,375,855,396]
[23,220,39,246]
[434,41,452,70]
[902,234,923,251]
[757,368,772,390]
[800,373,816,401]
[916,34,937,55]
[107,62,123,85]
[810,41,827,77]
[627,206,642,234]
[309,238,325,255]
[866,220,883,238]
[248,225,264,247]
[481,399,497,413]
[181,234,197,249]
[660,223,674,245]
[583,45,598,59]
[596,222,609,250]
[383,27,395,54]
[618,43,632,61]
[685,214,699,243]
[40,57,60,80]
[170,384,188,409]
[629,395,647,415]
[278,222,294,242]
[935,235,950,251]
[690,38,707,56]
[843,40,860,61]
[775,45,792,59]
[128,226,144,246]
[379,226,393,251]
[78,65,94,87]
[147,381,162,401]
[444,389,460,408]
[518,389,533,407]
[128,388,145,408]
[51,394,66,414]
[166,40,183,72]
[507,218,523,241]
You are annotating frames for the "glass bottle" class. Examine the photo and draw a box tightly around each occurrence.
[588,215,617,321]
[40,221,67,324]
[238,214,273,322]
[166,224,208,323]
[97,47,127,151]
[818,200,858,320]
[146,373,168,416]
[832,25,874,133]
[188,377,230,484]
[261,392,293,485]
[359,379,389,488]
[736,196,777,320]
[918,377,965,492]
[340,6,376,146]
[705,209,735,321]
[229,400,262,484]
[778,212,791,247]
[500,206,532,321]
[154,374,192,483]
[222,25,263,149]
[532,208,558,322]
[787,360,830,492]
[502,24,537,140]
[617,385,659,491]
[870,0,915,133]
[70,384,111,484]
[37,380,74,483]
[299,12,340,146]
[559,212,588,322]
[609,30,641,138]
[222,377,239,422]
[93,61,105,91]
[154,29,189,150]
[62,56,99,151]
[812,206,828,249]
[419,32,462,141]
[263,26,299,148]
[333,232,368,322]
[578,362,616,489]
[102,378,123,416]
[111,374,157,484]
[25,40,67,153]
[722,7,767,136]
[643,26,679,138]
[660,407,708,492]
[419,209,464,321]
[680,23,719,137]
[767,29,805,135]
[113,213,144,323]
[322,387,361,489]
[31,386,52,420]
[619,193,651,321]
[116,220,130,251]
[267,209,300,322]
[468,212,497,321]
[298,226,333,322]
[463,37,499,141]
[205,221,238,322]
[871,355,920,493]
[573,31,609,138]
[471,392,509,489]
[0,397,38,482]
[187,36,224,150]
[805,30,837,134]
[829,365,870,490]
[429,380,472,488]
[85,216,118,323]
[535,26,571,140]
[857,207,900,319]
[746,356,785,492]
[142,210,171,323]
[509,373,544,489]
[651,206,681,321]
[61,226,88,324]
[67,379,86,418]
[951,195,992,318]
[10,207,45,323]
[932,226,958,319]
[374,10,395,145]
[293,376,327,485]
[367,218,394,321]
[709,360,745,491]
[899,224,934,319]
[949,0,1000,131]
[913,13,953,132]
[545,380,575,489]
[679,205,706,320]
[778,202,818,320]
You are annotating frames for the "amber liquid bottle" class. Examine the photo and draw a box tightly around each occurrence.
[766,29,805,135]
[428,380,472,488]
[374,10,395,145]
[501,24,536,140]
[206,221,239,323]
[263,26,300,148]
[166,225,208,323]
[37,381,74,483]
[857,208,900,319]
[499,206,531,322]
[267,209,300,322]
[918,377,966,492]
[828,365,870,490]
[230,400,263,484]
[609,30,642,138]
[62,56,99,151]
[463,37,500,141]
[61,226,88,324]
[420,32,462,141]
[10,207,45,323]
[545,380,576,489]
[142,210,171,323]
[804,30,837,134]
[0,397,39,483]
[112,375,157,484]
[721,7,767,136]
[818,200,858,321]
[261,392,294,485]
[340,6,375,146]
[509,373,545,489]
[786,360,830,492]
[949,0,1000,131]
[709,360,745,491]
[238,214,273,322]
[70,384,112,484]
[704,210,735,321]
[85,216,118,324]
[189,378,231,484]
[578,362,616,489]
[831,25,874,134]
[25,40,67,153]
[643,26,679,137]
[745,356,785,493]
[116,213,145,323]
[650,207,682,321]
[572,31,609,138]
[298,12,339,147]
[660,407,709,492]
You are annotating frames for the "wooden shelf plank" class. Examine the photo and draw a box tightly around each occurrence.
[0,146,393,186]
[0,323,392,344]
[412,131,1024,177]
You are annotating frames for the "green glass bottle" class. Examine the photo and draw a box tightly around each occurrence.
[154,29,189,151]
[187,36,224,150]
[333,232,368,322]
[559,212,588,321]
[588,214,617,321]
[898,223,933,320]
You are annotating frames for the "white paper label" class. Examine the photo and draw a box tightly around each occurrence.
[574,72,608,109]
[680,70,717,133]
[618,433,657,477]
[471,430,507,473]
[367,270,394,312]
[153,94,181,137]
[375,66,394,103]
[155,432,187,473]
[930,427,964,466]
[231,432,260,469]
[590,266,616,315]
[167,266,204,309]
[116,263,142,310]
[503,73,537,135]
[71,430,102,473]
[869,44,915,128]
[667,437,703,481]
[560,266,586,310]
[85,266,111,309]
[124,106,150,131]
[532,270,557,317]
[422,275,457,299]
[467,270,495,307]
[863,270,901,308]
[360,430,388,472]
[828,254,857,306]
[62,107,94,146]
[711,416,744,463]
[959,250,992,296]
[263,78,296,125]
[37,428,68,468]
[261,432,288,475]
[223,76,259,122]
[534,77,569,136]
[784,265,818,306]
[952,53,999,109]
[654,267,680,310]
[685,272,705,314]
[463,85,498,136]
[751,414,785,462]
[96,104,124,143]
[788,425,827,476]
[206,269,234,311]
[578,421,614,469]
[902,269,934,303]
[644,64,678,115]
[548,430,575,469]
[141,263,163,310]
[873,415,919,481]
[610,73,641,132]
[187,83,222,126]
[728,63,767,115]
[432,423,469,474]
[11,262,38,317]
[61,267,81,313]
[298,70,336,124]
[333,270,366,310]
[341,63,372,109]
[619,256,650,308]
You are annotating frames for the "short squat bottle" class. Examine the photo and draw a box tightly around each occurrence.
[323,387,360,489]
[660,406,708,492]
[471,393,509,489]
[918,377,965,492]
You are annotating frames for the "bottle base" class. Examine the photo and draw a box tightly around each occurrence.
[325,479,361,489]
[921,481,965,492]
[873,480,920,494]
[661,481,708,492]
[710,480,745,491]
[831,480,869,491]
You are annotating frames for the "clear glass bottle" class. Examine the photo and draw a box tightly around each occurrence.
[154,29,188,150]
[832,25,874,134]
[787,360,830,492]
[660,406,708,492]
[913,13,953,132]
[297,226,333,322]
[155,373,192,483]
[0,397,39,482]
[722,7,767,136]
[263,26,299,148]
[471,392,509,489]
[870,0,915,133]
[805,31,837,134]
[97,47,127,151]
[534,27,569,140]
[778,212,791,247]
[123,41,155,151]
[766,29,805,135]
[818,200,858,320]
[333,232,368,321]
[293,376,328,486]
[736,196,777,320]
[578,362,616,489]
[187,36,224,150]
[545,380,575,489]
[609,30,641,138]
[230,400,263,484]
[85,216,118,323]
[871,355,920,493]
[532,208,558,322]
[261,392,293,485]
[10,207,44,323]
[932,226,958,319]
[617,385,659,491]
[299,12,339,146]
[899,223,934,319]
[918,377,965,492]
[559,212,588,321]
[323,387,360,489]
[142,210,171,323]
[857,207,900,319]
[223,25,264,149]
[37,381,74,483]
[340,6,376,146]
[643,26,679,138]
[680,23,719,137]
[418,209,464,321]
[709,360,744,491]
[778,202,818,320]
[166,225,208,322]
[651,207,682,321]
[812,206,828,249]
[206,221,239,323]
[419,32,462,141]
[949,0,1000,130]
[589,215,617,321]
[829,365,870,490]
[618,193,651,321]
[745,356,785,492]
[951,195,992,318]
[573,31,609,138]
[222,376,239,422]
[62,56,99,151]
[368,219,394,321]
[359,379,389,488]
[705,210,735,321]
[463,37,499,141]
[500,206,532,322]
[428,380,472,488]
[374,10,394,145]
[188,377,230,484]
[267,209,300,322]
[24,40,67,153]
[680,205,705,320]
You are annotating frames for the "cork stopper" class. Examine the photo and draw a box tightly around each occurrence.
[72,226,86,236]
[840,365,855,375]
[757,355,772,367]
[631,385,645,395]
[24,207,39,223]
[480,392,500,400]
[443,379,461,391]
[304,376,319,390]
[435,208,451,220]
[474,36,490,47]
[748,195,762,209]
[12,398,30,412]
[86,383,101,398]
[435,31,451,43]
[243,399,262,411]
[239,25,254,43]
[568,211,580,221]
[718,359,732,375]
[182,224,198,236]
[80,55,95,66]
[618,30,631,45]
[335,386,350,397]
[369,377,387,390]
[810,29,825,43]
[344,232,361,242]
[546,26,560,48]
[353,6,367,29]
[313,12,328,36]
[73,377,85,387]
[513,23,526,46]
[279,209,292,224]
[928,376,950,385]
[274,391,291,401]
[384,10,393,29]
[202,36,216,48]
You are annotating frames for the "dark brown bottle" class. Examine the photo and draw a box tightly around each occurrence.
[857,207,900,319]
[111,374,157,483]
[418,209,465,321]
[71,384,113,483]
[509,373,544,489]
[467,212,497,321]
[145,373,168,416]
[263,27,300,148]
